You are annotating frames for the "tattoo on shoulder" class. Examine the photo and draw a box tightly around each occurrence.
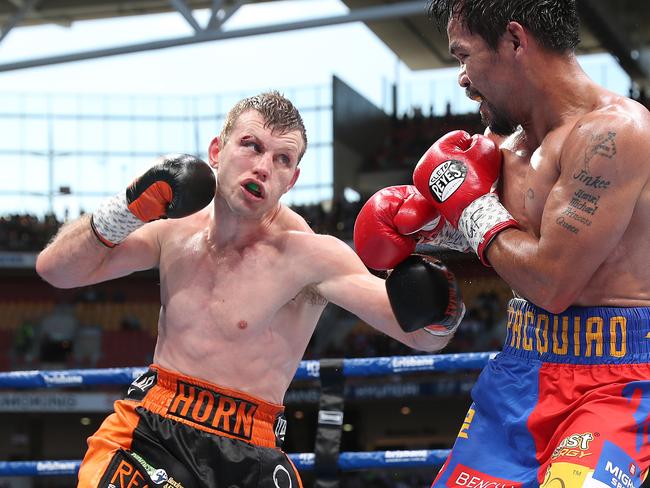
[584,131,617,170]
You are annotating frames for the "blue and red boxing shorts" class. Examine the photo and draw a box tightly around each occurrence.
[78,364,301,488]
[432,298,650,488]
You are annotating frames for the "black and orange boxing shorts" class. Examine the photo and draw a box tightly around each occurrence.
[77,364,302,488]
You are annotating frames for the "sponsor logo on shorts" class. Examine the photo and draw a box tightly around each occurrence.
[593,441,641,488]
[427,159,467,203]
[541,462,592,488]
[274,413,287,447]
[130,452,176,486]
[168,381,258,440]
[273,464,293,488]
[448,464,522,488]
[551,432,595,460]
[102,451,150,488]
[126,370,158,401]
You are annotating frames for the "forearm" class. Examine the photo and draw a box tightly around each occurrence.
[486,229,580,312]
[363,309,452,352]
[36,215,110,288]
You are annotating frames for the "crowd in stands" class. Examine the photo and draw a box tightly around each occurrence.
[0,199,364,253]
[0,214,59,252]
[364,107,484,172]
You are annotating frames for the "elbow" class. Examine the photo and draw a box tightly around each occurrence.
[526,285,580,315]
[35,252,73,289]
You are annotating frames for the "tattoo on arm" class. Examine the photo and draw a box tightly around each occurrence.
[584,131,617,170]
[556,131,616,234]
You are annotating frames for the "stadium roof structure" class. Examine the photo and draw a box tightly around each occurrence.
[0,0,649,89]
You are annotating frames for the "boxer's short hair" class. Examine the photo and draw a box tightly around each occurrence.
[220,91,308,163]
[427,0,580,53]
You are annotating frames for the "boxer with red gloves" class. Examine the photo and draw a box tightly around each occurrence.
[412,130,518,265]
[91,154,216,248]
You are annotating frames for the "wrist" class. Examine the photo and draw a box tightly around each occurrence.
[91,192,145,247]
[419,219,472,253]
[458,193,518,266]
[423,296,465,336]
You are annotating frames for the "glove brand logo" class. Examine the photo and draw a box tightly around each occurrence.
[273,465,292,488]
[428,160,467,202]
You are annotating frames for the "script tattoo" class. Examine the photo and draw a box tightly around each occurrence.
[584,131,617,170]
[557,188,601,234]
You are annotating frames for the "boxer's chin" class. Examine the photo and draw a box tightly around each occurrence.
[481,102,517,137]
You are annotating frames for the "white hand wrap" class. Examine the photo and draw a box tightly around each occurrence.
[458,193,518,265]
[91,193,145,247]
[421,220,472,253]
[405,215,472,253]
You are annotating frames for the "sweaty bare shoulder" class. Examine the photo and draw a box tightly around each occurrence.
[275,204,315,233]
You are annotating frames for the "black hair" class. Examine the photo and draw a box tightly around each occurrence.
[427,0,580,52]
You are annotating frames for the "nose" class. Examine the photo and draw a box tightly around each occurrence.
[253,152,272,181]
[457,64,470,88]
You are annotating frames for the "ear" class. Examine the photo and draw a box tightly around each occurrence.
[504,21,528,57]
[208,136,220,168]
[285,167,300,193]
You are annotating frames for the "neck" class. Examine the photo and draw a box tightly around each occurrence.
[207,196,282,251]
[519,54,600,145]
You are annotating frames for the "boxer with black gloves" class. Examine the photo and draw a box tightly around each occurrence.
[36,91,462,488]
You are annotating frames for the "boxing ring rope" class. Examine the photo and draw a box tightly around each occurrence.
[0,351,497,477]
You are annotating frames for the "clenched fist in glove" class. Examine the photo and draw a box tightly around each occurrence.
[386,254,465,336]
[91,154,216,247]
[353,185,470,271]
[413,130,518,265]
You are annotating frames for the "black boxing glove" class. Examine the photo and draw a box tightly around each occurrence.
[91,154,216,247]
[386,254,465,336]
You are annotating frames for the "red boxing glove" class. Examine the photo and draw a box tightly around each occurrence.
[353,185,444,271]
[413,130,518,266]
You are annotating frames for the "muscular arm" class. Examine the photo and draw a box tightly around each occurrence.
[487,111,650,312]
[311,235,451,352]
[36,214,162,288]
